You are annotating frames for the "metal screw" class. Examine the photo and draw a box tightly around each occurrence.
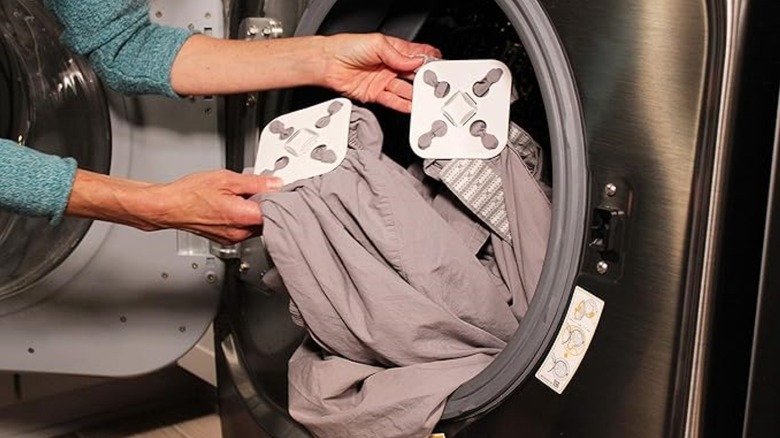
[239,262,250,274]
[187,23,195,31]
[262,27,272,36]
[596,261,610,275]
[120,316,127,323]
[161,273,169,280]
[247,26,259,37]
[155,11,163,18]
[206,273,218,284]
[246,95,257,108]
[192,263,199,270]
[179,326,187,333]
[605,183,618,198]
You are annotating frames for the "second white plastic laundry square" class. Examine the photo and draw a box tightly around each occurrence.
[410,59,512,159]
[255,98,352,184]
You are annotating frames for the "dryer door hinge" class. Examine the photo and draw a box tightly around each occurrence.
[238,17,284,41]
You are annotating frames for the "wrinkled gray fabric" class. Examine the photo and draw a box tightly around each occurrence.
[423,125,552,318]
[258,108,550,438]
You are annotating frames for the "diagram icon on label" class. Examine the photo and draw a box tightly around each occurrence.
[536,287,605,394]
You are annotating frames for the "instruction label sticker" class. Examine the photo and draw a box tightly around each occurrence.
[536,287,604,394]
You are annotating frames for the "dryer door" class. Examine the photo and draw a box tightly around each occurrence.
[0,0,225,377]
[222,0,752,437]
[217,0,591,436]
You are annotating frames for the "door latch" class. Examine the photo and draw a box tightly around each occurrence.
[583,180,631,280]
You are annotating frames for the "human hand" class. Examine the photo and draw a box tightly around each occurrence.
[67,169,281,245]
[142,170,282,245]
[319,33,441,113]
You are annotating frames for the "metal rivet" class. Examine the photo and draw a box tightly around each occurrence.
[246,95,257,108]
[204,12,212,19]
[192,263,199,270]
[179,326,187,333]
[262,27,272,36]
[596,261,610,275]
[155,11,162,18]
[120,316,127,323]
[27,348,35,354]
[605,183,618,197]
[239,262,250,274]
[247,26,259,36]
[187,23,195,31]
[161,273,169,280]
[206,273,217,284]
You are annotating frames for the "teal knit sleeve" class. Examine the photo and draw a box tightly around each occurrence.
[0,140,77,225]
[44,0,193,98]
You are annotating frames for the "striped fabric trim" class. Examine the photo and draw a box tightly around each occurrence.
[440,159,512,242]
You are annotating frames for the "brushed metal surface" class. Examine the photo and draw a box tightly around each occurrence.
[685,1,747,436]
[554,0,707,431]
[217,0,755,436]
[460,0,717,436]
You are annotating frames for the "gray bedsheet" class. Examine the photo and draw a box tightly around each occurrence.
[258,108,550,438]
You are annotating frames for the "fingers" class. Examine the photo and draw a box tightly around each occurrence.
[377,90,412,114]
[230,198,265,226]
[228,173,284,195]
[385,36,442,59]
[376,36,425,73]
[386,78,413,101]
[196,226,259,246]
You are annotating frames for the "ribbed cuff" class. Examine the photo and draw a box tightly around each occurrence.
[49,157,78,226]
[0,141,79,226]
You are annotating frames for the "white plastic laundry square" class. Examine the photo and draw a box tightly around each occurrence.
[410,60,512,159]
[255,98,352,184]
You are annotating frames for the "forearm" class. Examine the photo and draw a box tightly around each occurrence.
[65,169,278,245]
[170,34,328,96]
[65,169,160,231]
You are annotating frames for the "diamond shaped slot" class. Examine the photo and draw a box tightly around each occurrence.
[284,129,319,157]
[441,91,478,127]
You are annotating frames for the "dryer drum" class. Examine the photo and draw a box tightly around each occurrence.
[0,0,110,312]
[221,0,588,434]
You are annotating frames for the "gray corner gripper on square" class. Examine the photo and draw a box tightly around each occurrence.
[469,120,500,150]
[423,70,451,99]
[310,145,338,164]
[315,101,345,129]
[261,156,290,176]
[473,68,504,98]
[269,120,295,140]
[418,120,448,149]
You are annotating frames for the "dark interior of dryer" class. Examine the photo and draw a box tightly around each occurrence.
[228,0,556,429]
[0,1,109,304]
[283,0,551,183]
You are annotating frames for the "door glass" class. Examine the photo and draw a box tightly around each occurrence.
[0,0,110,303]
